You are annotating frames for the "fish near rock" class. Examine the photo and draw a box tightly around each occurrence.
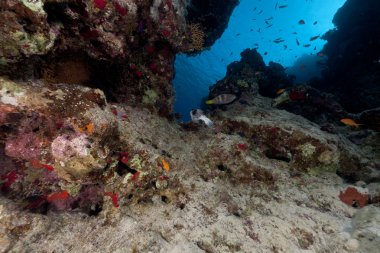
[190,109,213,127]
[340,118,362,128]
[206,94,237,105]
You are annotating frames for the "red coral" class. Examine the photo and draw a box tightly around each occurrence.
[237,143,248,151]
[47,191,69,202]
[114,2,128,16]
[158,175,169,181]
[104,192,119,207]
[146,45,155,54]
[111,108,118,115]
[30,159,54,171]
[0,171,19,191]
[289,91,307,101]
[161,29,171,37]
[80,28,100,40]
[119,152,129,164]
[93,0,107,10]
[131,171,140,182]
[149,62,158,73]
[47,191,72,211]
[135,71,143,77]
[339,186,369,208]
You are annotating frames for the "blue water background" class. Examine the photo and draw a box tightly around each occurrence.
[174,0,346,121]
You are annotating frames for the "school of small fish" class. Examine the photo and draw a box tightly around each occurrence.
[226,1,326,69]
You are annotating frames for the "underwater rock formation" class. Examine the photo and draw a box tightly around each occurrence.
[0,77,177,214]
[0,0,229,116]
[0,83,379,252]
[208,48,293,101]
[207,48,379,183]
[186,0,239,48]
[316,0,380,113]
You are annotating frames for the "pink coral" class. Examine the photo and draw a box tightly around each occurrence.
[51,134,89,160]
[5,133,42,160]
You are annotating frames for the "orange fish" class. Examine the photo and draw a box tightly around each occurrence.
[86,123,94,134]
[276,88,286,95]
[340,118,362,128]
[161,158,170,172]
[77,123,94,134]
[47,191,69,202]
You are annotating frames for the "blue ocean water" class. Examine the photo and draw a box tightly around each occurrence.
[174,0,346,121]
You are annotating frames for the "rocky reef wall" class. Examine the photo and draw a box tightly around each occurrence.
[0,0,238,117]
[315,0,380,113]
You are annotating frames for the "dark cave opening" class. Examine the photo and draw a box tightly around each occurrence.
[36,52,123,102]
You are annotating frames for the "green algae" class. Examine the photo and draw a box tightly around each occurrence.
[308,165,338,176]
[21,0,45,14]
[237,79,249,88]
[130,154,143,170]
[142,89,158,104]
[299,143,316,158]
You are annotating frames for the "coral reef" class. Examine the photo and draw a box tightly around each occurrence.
[0,1,379,252]
[0,0,228,116]
[0,86,379,252]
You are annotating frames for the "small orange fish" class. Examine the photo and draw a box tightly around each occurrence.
[77,123,94,134]
[276,88,285,95]
[340,118,362,128]
[161,158,170,172]
[86,123,94,134]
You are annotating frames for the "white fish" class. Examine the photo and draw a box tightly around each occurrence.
[190,109,213,127]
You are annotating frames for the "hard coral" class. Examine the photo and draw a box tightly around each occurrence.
[186,23,205,52]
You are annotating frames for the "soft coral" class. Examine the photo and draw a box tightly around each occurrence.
[339,186,369,208]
